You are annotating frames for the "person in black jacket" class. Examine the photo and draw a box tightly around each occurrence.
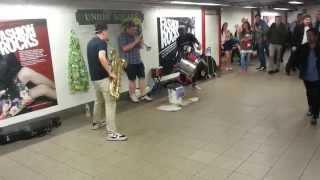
[315,10,320,33]
[286,15,313,75]
[293,28,320,125]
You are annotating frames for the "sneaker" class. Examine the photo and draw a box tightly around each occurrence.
[259,67,266,71]
[107,132,128,141]
[311,118,318,126]
[306,111,313,117]
[256,66,263,70]
[91,122,106,130]
[140,95,153,101]
[130,94,140,103]
[274,69,280,73]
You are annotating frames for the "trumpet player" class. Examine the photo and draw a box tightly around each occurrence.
[119,20,153,103]
[87,23,128,141]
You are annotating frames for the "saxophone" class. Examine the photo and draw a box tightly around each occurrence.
[109,49,127,100]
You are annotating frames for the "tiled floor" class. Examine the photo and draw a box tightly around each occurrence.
[1,67,320,180]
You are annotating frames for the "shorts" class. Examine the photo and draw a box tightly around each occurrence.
[126,63,145,81]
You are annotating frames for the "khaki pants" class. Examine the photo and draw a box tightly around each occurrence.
[92,78,117,133]
[268,44,283,71]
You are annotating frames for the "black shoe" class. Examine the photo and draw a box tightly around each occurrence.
[256,66,263,70]
[311,118,318,125]
[274,69,280,73]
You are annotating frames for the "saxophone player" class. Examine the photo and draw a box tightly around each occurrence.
[87,23,127,141]
[119,20,153,103]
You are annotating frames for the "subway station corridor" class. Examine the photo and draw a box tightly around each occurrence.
[1,68,320,180]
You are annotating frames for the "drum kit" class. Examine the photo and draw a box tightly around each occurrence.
[175,45,208,80]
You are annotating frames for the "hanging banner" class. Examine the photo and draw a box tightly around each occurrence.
[0,19,57,121]
[76,9,144,25]
[157,17,196,74]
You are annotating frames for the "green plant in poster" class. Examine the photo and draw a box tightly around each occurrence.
[68,30,90,94]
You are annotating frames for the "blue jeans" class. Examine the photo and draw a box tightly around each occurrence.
[240,52,250,70]
[257,43,266,67]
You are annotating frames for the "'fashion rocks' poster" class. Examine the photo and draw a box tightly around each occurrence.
[157,17,195,73]
[0,19,57,121]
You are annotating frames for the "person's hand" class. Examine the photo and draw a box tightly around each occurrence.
[197,44,202,51]
[134,35,143,44]
[292,46,297,51]
[109,72,117,80]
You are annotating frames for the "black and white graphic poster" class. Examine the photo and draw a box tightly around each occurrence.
[157,17,195,73]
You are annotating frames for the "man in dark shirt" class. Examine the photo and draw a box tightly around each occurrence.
[87,23,127,141]
[294,28,320,125]
[267,16,289,74]
[176,27,201,58]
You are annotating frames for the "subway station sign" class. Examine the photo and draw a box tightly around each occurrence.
[76,9,144,25]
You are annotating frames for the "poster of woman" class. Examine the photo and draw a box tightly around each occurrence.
[0,19,57,121]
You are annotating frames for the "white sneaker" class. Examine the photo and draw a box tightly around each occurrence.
[140,95,153,102]
[107,132,128,141]
[130,94,140,103]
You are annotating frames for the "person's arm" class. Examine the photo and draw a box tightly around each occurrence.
[98,50,116,79]
[120,35,142,52]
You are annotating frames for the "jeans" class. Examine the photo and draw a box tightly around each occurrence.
[240,51,251,71]
[257,43,266,67]
[92,78,117,133]
[304,80,320,119]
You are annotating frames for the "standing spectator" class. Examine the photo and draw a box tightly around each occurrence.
[267,16,289,74]
[239,22,253,73]
[221,22,233,71]
[293,28,320,125]
[254,14,269,71]
[315,10,320,33]
[280,16,291,63]
[232,24,242,64]
[289,13,304,33]
[286,15,313,75]
[119,21,152,103]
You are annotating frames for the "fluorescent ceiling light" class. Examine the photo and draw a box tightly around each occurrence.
[288,1,304,5]
[273,8,290,11]
[169,1,225,6]
[243,6,257,9]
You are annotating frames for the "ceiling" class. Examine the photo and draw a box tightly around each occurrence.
[114,0,318,8]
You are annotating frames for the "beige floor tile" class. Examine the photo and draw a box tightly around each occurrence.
[197,165,233,180]
[246,152,279,167]
[0,156,48,180]
[227,172,259,180]
[208,155,245,171]
[188,150,220,164]
[236,161,271,179]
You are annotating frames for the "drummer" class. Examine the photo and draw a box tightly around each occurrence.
[176,27,203,90]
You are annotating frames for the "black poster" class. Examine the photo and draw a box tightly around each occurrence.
[157,17,195,73]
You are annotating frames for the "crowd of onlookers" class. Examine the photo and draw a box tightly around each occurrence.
[220,10,320,75]
[222,10,320,125]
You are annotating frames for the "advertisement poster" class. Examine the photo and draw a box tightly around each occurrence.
[157,17,195,73]
[0,19,57,121]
